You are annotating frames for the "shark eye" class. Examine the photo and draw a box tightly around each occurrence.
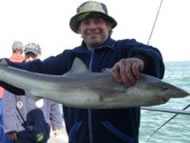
[162,86,169,91]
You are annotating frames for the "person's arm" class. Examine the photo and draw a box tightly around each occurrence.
[112,39,165,85]
[2,90,18,142]
[126,40,165,78]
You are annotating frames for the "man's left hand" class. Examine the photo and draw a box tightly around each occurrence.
[111,58,144,85]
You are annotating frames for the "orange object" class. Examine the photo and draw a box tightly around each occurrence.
[0,53,25,99]
[0,87,3,99]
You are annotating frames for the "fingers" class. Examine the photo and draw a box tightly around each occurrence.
[119,60,136,85]
[111,58,144,85]
[132,62,142,79]
[8,132,17,142]
[112,63,122,82]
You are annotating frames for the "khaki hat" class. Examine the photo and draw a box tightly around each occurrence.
[70,1,117,33]
[24,43,41,55]
[12,41,24,51]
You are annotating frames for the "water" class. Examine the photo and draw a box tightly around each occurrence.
[140,61,190,143]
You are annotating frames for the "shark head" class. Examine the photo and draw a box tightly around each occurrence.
[138,74,189,99]
[157,81,189,98]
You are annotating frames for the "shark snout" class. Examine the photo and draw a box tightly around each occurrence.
[169,88,189,98]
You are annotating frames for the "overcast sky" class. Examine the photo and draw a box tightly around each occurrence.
[0,0,190,61]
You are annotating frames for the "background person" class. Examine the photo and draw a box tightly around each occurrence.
[2,43,63,143]
[0,41,25,143]
[9,41,25,62]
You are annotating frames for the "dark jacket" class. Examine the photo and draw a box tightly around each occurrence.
[1,37,164,143]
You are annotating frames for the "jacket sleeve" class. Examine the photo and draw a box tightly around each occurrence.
[49,102,63,130]
[2,90,18,133]
[124,39,165,79]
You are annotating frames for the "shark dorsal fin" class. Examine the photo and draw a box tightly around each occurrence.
[69,57,89,74]
[0,59,8,66]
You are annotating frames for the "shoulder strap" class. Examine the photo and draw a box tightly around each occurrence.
[16,107,34,132]
[16,106,27,126]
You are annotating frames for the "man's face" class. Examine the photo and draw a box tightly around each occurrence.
[78,17,111,49]
[25,52,39,62]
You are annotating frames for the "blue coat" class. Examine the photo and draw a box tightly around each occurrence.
[2,37,164,143]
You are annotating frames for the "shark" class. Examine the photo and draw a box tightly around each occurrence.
[0,58,189,109]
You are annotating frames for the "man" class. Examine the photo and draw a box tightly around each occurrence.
[1,1,164,143]
[0,41,25,143]
[9,41,25,62]
[3,43,63,143]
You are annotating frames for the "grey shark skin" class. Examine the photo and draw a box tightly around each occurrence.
[0,58,189,109]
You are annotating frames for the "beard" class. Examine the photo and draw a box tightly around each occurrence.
[83,33,108,49]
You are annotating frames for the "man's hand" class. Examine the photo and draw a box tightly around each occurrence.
[7,132,18,142]
[111,58,144,85]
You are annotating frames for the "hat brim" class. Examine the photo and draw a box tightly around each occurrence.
[24,50,40,55]
[70,12,117,33]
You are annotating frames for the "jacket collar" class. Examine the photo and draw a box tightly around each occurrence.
[80,37,115,50]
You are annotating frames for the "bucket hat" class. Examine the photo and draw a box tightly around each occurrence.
[70,1,117,33]
[24,43,41,55]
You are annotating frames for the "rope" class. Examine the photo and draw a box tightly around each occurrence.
[147,0,164,45]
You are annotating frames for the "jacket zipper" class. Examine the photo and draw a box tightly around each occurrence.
[88,49,95,143]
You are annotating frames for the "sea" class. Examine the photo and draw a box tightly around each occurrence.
[139,61,190,143]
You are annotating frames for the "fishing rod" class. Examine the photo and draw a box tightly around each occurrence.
[147,0,164,45]
[144,0,190,142]
[141,106,190,115]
